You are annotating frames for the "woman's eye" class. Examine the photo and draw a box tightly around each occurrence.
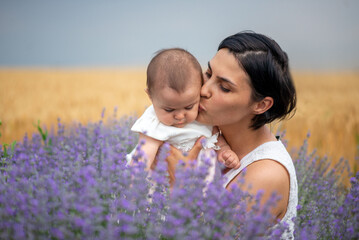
[204,71,211,78]
[220,85,230,93]
[164,109,174,112]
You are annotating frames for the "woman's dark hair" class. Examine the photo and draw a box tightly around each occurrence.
[218,31,297,129]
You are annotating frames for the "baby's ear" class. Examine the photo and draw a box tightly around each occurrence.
[145,88,151,99]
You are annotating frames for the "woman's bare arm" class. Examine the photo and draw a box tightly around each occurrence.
[227,159,290,219]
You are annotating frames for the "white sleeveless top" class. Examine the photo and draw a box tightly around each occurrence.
[223,140,298,239]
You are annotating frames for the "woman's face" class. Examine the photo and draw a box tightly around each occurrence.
[197,48,256,127]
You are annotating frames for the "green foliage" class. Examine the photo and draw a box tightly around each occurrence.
[33,120,53,154]
[0,120,17,159]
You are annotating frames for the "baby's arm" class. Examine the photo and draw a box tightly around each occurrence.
[132,133,163,170]
[214,128,241,169]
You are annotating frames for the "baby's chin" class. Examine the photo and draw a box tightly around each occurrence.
[172,123,186,128]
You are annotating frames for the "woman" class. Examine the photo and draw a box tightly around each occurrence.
[166,31,298,238]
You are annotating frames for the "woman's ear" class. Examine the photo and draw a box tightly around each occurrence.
[253,96,273,115]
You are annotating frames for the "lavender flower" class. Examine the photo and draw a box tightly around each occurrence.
[0,111,358,239]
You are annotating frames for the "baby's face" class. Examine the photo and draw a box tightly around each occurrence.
[151,84,201,128]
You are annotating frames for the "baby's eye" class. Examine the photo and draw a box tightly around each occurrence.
[185,105,194,110]
[164,109,174,112]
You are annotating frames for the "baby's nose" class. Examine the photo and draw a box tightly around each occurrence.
[174,111,185,120]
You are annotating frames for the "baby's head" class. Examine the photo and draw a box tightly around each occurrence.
[146,48,203,128]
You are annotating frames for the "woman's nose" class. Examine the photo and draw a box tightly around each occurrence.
[200,80,212,99]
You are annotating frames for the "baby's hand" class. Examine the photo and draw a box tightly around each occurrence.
[218,149,241,169]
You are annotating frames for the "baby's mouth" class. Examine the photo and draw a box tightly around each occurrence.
[174,121,185,127]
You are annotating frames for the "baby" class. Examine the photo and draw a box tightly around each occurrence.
[127,48,240,183]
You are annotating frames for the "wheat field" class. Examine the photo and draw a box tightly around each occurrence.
[0,69,358,171]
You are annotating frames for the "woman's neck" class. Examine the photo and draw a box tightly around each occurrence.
[220,123,276,160]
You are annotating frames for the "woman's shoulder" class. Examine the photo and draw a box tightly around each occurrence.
[224,140,293,192]
[241,159,290,218]
[242,159,289,186]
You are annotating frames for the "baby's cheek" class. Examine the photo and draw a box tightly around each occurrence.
[190,111,198,122]
[158,115,172,126]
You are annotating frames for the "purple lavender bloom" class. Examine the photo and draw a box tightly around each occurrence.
[1,114,358,239]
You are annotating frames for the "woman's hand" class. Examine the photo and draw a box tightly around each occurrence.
[163,137,204,185]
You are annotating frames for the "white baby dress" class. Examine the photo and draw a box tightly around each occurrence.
[126,105,219,164]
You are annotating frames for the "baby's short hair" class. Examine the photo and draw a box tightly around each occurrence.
[146,48,203,96]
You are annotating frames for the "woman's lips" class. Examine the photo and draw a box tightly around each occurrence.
[199,104,206,112]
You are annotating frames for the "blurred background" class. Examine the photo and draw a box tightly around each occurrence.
[0,0,358,170]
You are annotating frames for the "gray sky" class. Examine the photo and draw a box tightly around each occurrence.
[1,0,358,70]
